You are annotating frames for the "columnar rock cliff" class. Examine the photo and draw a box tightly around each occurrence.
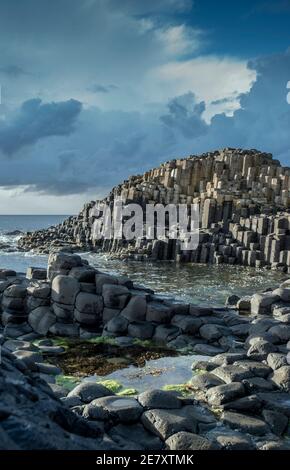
[19,148,290,270]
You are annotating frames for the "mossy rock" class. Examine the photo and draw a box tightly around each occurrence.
[87,336,117,346]
[117,388,138,396]
[56,375,81,391]
[162,383,192,396]
[96,379,123,393]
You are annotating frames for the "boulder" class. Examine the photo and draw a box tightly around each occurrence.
[49,322,79,337]
[199,324,229,342]
[28,307,56,335]
[272,287,290,302]
[68,382,112,403]
[211,365,253,384]
[242,377,275,393]
[128,321,155,340]
[206,382,245,405]
[102,284,130,309]
[171,315,202,334]
[190,372,225,390]
[51,275,80,305]
[153,324,180,343]
[95,274,118,295]
[251,292,280,315]
[121,296,147,322]
[105,315,129,334]
[138,390,182,410]
[267,352,288,370]
[84,396,143,423]
[141,407,199,440]
[165,432,216,450]
[268,324,290,342]
[270,366,290,392]
[108,423,163,450]
[69,266,96,282]
[146,302,173,323]
[262,409,288,436]
[75,293,103,314]
[221,411,269,436]
[233,360,271,378]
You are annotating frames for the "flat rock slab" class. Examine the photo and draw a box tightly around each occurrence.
[193,344,225,356]
[242,377,275,393]
[211,365,253,384]
[233,360,271,378]
[85,396,143,423]
[221,411,269,436]
[206,382,245,405]
[190,372,225,390]
[68,382,112,403]
[165,432,216,450]
[207,429,255,450]
[141,406,199,440]
[138,390,182,410]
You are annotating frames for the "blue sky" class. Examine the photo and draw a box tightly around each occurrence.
[0,0,289,214]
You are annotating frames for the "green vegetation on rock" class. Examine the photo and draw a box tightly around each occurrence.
[56,375,81,391]
[96,379,123,393]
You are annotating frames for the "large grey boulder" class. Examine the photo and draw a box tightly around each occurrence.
[51,275,80,305]
[68,382,112,403]
[171,315,202,334]
[69,266,96,282]
[146,302,173,323]
[121,296,147,322]
[108,423,163,450]
[128,321,155,339]
[84,396,143,423]
[206,382,245,405]
[95,274,118,294]
[251,292,280,315]
[138,390,182,410]
[141,406,199,440]
[221,411,269,436]
[102,284,130,309]
[49,322,79,337]
[199,324,230,341]
[105,315,129,334]
[270,366,290,392]
[153,324,180,343]
[75,292,103,314]
[28,307,56,335]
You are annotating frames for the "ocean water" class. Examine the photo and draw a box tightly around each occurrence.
[0,215,287,306]
[0,215,68,273]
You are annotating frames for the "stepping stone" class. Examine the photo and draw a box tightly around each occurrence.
[211,365,253,383]
[233,360,271,378]
[84,396,143,423]
[221,411,269,436]
[206,382,245,405]
[190,372,225,390]
[138,390,182,409]
[68,382,112,403]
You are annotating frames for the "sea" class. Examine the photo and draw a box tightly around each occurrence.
[0,215,287,307]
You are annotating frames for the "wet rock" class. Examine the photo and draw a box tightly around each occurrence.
[28,307,56,335]
[51,275,80,305]
[84,396,143,423]
[242,377,275,393]
[68,382,112,403]
[233,360,271,378]
[226,295,240,307]
[268,324,290,342]
[190,372,225,390]
[95,274,118,294]
[262,409,288,436]
[165,432,216,450]
[206,382,245,405]
[189,305,213,317]
[141,406,199,440]
[207,429,255,450]
[3,339,37,352]
[221,411,269,436]
[222,395,262,413]
[272,287,290,302]
[138,390,182,410]
[109,423,163,450]
[121,296,147,322]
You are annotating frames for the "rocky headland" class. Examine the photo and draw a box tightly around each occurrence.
[19,148,290,272]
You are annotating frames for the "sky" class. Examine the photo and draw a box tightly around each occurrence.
[0,0,289,214]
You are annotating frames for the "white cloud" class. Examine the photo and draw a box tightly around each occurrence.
[155,25,201,56]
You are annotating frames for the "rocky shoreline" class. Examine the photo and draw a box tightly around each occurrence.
[1,251,290,450]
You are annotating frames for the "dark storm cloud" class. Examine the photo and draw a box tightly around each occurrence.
[0,98,82,155]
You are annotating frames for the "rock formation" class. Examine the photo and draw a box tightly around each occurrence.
[19,148,290,270]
